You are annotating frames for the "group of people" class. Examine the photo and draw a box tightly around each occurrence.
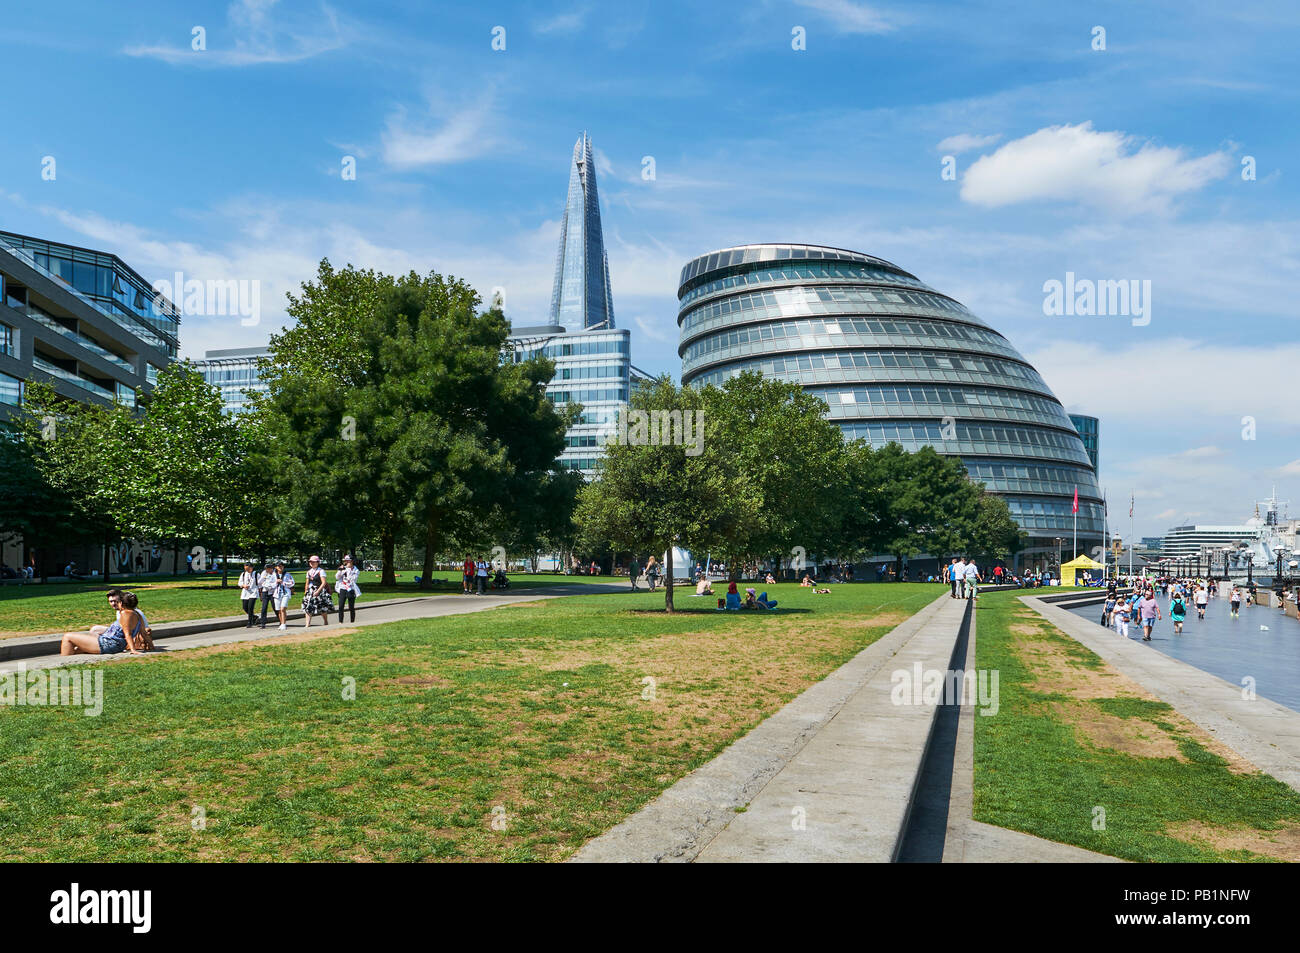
[626,556,662,592]
[237,554,362,630]
[947,557,983,600]
[1100,577,1247,641]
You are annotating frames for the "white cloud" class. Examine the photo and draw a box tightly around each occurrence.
[632,314,672,343]
[960,122,1232,214]
[534,8,590,34]
[793,0,898,34]
[125,0,346,66]
[381,100,498,168]
[1277,460,1300,476]
[936,132,1001,154]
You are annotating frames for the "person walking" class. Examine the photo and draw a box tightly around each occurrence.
[963,558,981,600]
[272,561,294,631]
[1112,598,1131,638]
[628,556,641,592]
[1230,586,1242,618]
[335,554,361,623]
[1169,589,1188,634]
[949,557,964,599]
[1194,585,1209,620]
[302,556,333,626]
[1137,589,1161,641]
[645,556,659,592]
[238,562,259,628]
[257,562,277,628]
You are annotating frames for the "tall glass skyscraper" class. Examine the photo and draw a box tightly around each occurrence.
[677,243,1104,567]
[549,133,615,331]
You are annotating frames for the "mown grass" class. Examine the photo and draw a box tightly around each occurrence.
[974,589,1300,862]
[0,571,615,637]
[0,582,943,861]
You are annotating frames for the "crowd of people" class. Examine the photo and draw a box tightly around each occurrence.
[1099,577,1259,641]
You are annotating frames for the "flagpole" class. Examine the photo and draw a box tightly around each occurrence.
[1129,491,1134,581]
[1103,491,1108,581]
[1072,486,1078,562]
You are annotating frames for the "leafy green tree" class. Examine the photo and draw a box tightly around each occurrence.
[0,421,88,579]
[576,375,758,611]
[698,372,847,576]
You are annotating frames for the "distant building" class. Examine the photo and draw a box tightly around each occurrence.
[676,243,1104,567]
[0,230,177,423]
[1068,413,1099,472]
[1159,524,1259,557]
[192,346,270,414]
[507,133,636,477]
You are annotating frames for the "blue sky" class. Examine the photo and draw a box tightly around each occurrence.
[2,0,1297,538]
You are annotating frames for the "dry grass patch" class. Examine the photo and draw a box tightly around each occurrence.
[1166,819,1300,861]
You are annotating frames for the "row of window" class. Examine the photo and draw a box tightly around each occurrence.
[839,420,1084,452]
[689,347,1045,385]
[678,261,933,307]
[551,363,626,382]
[680,245,895,287]
[548,386,628,405]
[681,315,1009,360]
[560,456,603,472]
[805,383,1067,417]
[680,285,975,330]
[512,337,629,361]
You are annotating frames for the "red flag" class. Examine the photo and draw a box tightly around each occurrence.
[1072,487,1079,514]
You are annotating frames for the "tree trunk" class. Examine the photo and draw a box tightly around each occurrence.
[381,525,396,586]
[220,532,229,588]
[664,545,674,613]
[173,540,180,577]
[420,513,438,590]
[103,530,112,584]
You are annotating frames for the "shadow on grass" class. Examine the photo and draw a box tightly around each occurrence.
[625,607,812,616]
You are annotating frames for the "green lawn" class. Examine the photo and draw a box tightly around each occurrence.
[0,582,944,861]
[974,589,1300,862]
[0,571,619,637]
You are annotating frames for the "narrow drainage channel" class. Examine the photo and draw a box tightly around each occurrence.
[895,598,972,862]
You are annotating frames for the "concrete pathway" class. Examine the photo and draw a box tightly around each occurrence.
[0,581,629,674]
[1023,594,1300,793]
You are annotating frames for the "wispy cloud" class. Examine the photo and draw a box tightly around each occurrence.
[534,7,591,35]
[936,132,1001,154]
[960,122,1233,214]
[124,0,346,66]
[381,98,499,169]
[793,0,899,35]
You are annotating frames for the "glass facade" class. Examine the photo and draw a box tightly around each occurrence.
[508,325,631,477]
[192,346,270,415]
[677,244,1105,564]
[1069,413,1099,472]
[0,231,180,358]
[548,134,615,331]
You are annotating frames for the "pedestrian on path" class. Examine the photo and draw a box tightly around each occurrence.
[257,562,277,628]
[1112,599,1131,638]
[335,554,361,623]
[1137,590,1161,641]
[1230,586,1242,618]
[963,558,980,600]
[646,556,659,592]
[1170,591,1187,634]
[238,562,259,627]
[1195,585,1208,620]
[950,557,964,599]
[628,557,641,592]
[302,556,334,626]
[272,561,294,631]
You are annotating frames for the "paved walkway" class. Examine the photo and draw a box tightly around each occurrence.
[1023,594,1300,793]
[573,591,1126,863]
[0,581,629,674]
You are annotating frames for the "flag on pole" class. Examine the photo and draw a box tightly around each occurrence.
[1072,487,1079,514]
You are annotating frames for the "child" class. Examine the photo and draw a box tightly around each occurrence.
[1230,587,1242,618]
[1102,595,1117,628]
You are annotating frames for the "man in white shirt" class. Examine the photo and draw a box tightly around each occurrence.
[475,559,489,595]
[963,559,981,600]
[951,558,966,599]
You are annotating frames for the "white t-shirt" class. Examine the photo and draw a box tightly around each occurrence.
[952,561,966,580]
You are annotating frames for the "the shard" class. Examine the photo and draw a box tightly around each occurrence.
[549,133,616,331]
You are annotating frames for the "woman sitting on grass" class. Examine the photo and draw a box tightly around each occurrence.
[800,573,814,587]
[695,577,714,595]
[60,589,147,656]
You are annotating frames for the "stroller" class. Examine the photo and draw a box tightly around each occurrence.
[491,569,510,590]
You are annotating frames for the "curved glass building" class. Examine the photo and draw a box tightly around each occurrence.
[677,243,1103,567]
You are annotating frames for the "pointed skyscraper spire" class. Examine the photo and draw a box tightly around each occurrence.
[549,133,616,331]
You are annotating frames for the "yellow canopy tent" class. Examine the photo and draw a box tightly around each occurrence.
[1060,554,1105,587]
